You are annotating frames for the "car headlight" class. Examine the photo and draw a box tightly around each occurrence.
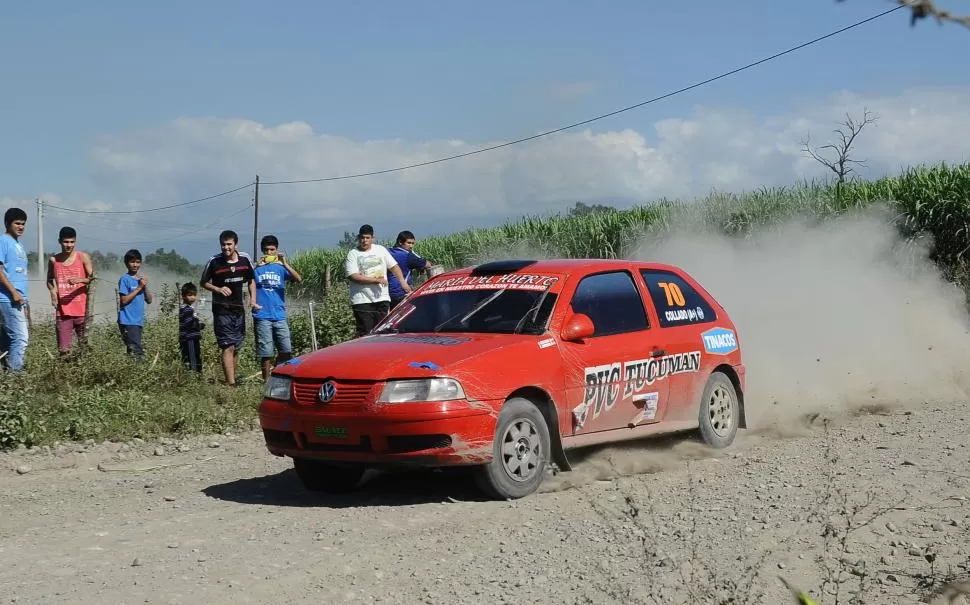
[264,375,292,401]
[377,378,466,403]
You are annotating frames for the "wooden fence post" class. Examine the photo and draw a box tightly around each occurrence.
[83,278,97,346]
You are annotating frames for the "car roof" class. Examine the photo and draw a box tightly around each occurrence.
[446,258,686,276]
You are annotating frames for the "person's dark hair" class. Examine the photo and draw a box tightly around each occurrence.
[396,230,415,245]
[219,229,238,244]
[4,208,27,228]
[260,234,279,250]
[123,249,142,264]
[58,226,77,241]
[181,282,198,297]
[357,224,374,237]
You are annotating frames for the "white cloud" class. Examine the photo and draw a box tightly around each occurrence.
[10,85,970,259]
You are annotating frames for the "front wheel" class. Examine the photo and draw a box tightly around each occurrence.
[697,371,740,448]
[474,397,551,500]
[292,457,365,493]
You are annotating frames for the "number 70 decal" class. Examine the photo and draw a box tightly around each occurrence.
[657,282,686,307]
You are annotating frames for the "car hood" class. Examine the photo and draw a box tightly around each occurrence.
[278,332,540,380]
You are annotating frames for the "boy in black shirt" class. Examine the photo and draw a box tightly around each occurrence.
[200,230,257,386]
[179,282,204,373]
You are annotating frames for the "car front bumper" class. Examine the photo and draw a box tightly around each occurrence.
[258,397,500,467]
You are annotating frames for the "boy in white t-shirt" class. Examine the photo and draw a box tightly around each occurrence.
[343,224,411,336]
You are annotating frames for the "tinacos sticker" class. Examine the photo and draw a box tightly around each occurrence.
[701,327,738,355]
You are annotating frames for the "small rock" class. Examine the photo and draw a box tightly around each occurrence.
[167,543,179,549]
[886,522,898,533]
[163,496,176,502]
[15,465,31,475]
[131,558,143,567]
[208,442,220,449]
[154,447,165,456]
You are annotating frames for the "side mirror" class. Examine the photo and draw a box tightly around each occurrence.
[561,313,595,342]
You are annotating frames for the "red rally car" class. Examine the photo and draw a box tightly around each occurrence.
[259,259,746,499]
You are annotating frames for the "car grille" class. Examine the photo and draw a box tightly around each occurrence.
[291,378,378,406]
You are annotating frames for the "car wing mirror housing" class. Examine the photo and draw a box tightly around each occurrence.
[561,312,595,342]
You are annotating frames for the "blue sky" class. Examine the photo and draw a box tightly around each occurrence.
[1,0,968,262]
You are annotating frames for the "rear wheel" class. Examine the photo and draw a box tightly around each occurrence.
[292,457,365,493]
[474,397,550,500]
[697,371,740,448]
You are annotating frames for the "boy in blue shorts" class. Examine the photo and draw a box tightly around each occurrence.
[253,235,303,381]
[118,248,153,361]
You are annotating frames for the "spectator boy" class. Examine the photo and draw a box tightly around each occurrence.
[388,230,434,309]
[343,224,410,337]
[0,208,30,373]
[118,248,153,361]
[47,226,94,355]
[179,282,204,373]
[200,229,256,387]
[253,234,303,380]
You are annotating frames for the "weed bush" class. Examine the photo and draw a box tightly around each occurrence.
[0,284,263,448]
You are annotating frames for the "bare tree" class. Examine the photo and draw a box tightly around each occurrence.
[837,0,970,29]
[801,108,879,200]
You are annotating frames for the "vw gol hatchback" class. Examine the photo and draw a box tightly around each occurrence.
[259,259,746,499]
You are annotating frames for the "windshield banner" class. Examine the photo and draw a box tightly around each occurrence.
[419,273,560,294]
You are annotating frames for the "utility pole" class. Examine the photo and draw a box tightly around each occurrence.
[253,175,260,256]
[36,198,44,278]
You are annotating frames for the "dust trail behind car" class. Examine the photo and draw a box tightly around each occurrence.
[544,204,970,491]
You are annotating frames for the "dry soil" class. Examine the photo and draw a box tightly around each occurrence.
[1,399,968,605]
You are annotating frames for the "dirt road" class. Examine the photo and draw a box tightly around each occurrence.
[1,400,967,605]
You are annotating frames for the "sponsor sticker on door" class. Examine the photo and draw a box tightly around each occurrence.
[700,327,738,355]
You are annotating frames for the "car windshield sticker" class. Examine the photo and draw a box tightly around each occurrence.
[365,334,472,346]
[537,337,556,349]
[419,273,560,295]
[701,327,738,355]
[572,351,701,428]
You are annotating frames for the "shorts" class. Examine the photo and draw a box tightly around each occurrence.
[56,315,86,352]
[213,313,246,350]
[254,318,292,358]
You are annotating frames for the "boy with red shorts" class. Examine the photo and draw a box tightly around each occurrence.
[47,226,94,355]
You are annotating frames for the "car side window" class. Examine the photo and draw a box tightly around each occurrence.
[639,269,717,328]
[570,271,649,337]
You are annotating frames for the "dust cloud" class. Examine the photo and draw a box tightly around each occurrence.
[631,204,970,432]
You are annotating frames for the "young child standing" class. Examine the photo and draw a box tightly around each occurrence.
[117,249,153,361]
[178,282,204,373]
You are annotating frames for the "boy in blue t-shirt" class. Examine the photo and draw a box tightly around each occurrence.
[387,230,434,309]
[253,235,303,380]
[0,208,30,373]
[117,248,153,362]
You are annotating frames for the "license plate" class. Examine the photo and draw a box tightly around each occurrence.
[313,426,348,440]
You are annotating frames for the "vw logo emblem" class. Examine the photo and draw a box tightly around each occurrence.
[318,381,337,403]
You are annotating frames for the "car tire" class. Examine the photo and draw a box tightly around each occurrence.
[697,371,740,448]
[292,457,365,493]
[474,397,551,500]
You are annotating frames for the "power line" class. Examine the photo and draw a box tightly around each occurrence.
[43,182,254,215]
[261,4,904,186]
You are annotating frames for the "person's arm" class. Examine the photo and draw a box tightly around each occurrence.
[281,254,303,283]
[143,277,153,305]
[46,256,57,306]
[77,252,95,285]
[407,250,430,270]
[345,250,383,285]
[118,277,141,306]
[0,243,25,305]
[249,275,259,309]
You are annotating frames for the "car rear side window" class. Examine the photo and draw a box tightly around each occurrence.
[639,269,717,328]
[570,270,649,337]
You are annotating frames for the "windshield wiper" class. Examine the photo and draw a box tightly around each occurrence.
[433,289,505,332]
[514,283,555,334]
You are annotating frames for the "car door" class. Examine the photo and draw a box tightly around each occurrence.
[637,267,720,421]
[558,269,671,435]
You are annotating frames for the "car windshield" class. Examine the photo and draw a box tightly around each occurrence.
[374,288,558,335]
